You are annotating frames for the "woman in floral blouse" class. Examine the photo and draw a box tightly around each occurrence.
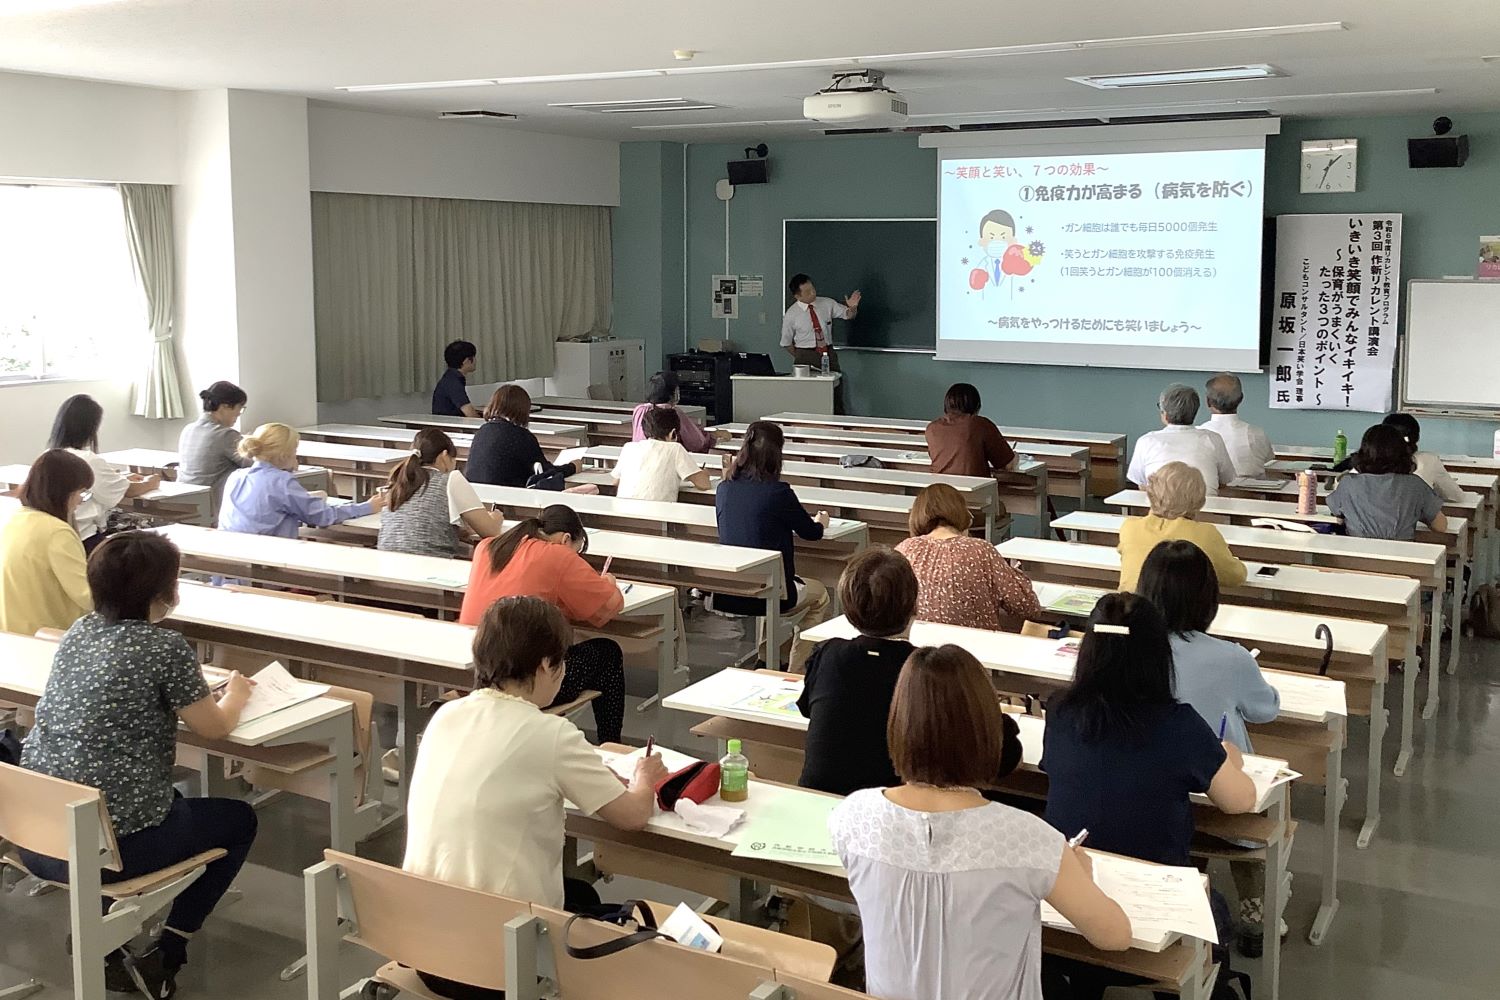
[21,531,258,997]
[895,483,1042,631]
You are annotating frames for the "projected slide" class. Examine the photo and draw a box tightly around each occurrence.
[936,146,1265,370]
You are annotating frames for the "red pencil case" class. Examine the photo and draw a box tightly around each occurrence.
[654,760,722,810]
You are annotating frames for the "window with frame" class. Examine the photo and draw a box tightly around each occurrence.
[0,182,146,383]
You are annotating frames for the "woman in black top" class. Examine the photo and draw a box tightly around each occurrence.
[713,421,830,671]
[466,384,577,488]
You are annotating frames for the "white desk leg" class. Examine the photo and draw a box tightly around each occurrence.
[1261,788,1286,1000]
[1357,682,1383,849]
[1395,619,1417,777]
[1447,554,1464,675]
[1424,585,1443,720]
[764,585,781,668]
[1309,716,1342,944]
[327,722,355,855]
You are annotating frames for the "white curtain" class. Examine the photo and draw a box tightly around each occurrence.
[119,184,184,419]
[311,192,612,403]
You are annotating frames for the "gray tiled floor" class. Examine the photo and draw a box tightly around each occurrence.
[6,619,1500,998]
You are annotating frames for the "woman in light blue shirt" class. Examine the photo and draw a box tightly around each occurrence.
[1135,537,1281,957]
[220,423,383,538]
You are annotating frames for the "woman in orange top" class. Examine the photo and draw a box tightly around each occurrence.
[459,505,625,743]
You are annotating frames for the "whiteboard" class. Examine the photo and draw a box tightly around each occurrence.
[1399,279,1500,416]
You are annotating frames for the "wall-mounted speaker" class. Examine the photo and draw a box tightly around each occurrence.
[1408,134,1469,168]
[726,158,770,185]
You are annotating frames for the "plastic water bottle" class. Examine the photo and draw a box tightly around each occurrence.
[820,350,830,376]
[719,739,749,802]
[1333,429,1348,464]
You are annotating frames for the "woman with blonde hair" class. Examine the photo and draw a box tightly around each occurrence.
[894,482,1040,631]
[220,423,385,537]
[1117,461,1246,592]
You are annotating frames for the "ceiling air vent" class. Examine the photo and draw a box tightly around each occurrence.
[548,98,719,114]
[438,110,520,121]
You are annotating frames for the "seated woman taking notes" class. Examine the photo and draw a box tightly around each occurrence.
[797,547,919,796]
[458,506,626,743]
[831,644,1131,1000]
[48,393,159,551]
[220,423,384,537]
[713,421,831,672]
[0,449,94,636]
[376,428,502,557]
[924,382,1016,478]
[466,384,578,489]
[630,370,726,453]
[611,406,712,502]
[405,597,668,1000]
[21,532,257,997]
[1137,539,1282,956]
[1327,423,1447,540]
[1117,460,1246,593]
[176,380,251,514]
[895,483,1041,630]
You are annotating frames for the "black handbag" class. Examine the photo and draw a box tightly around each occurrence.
[525,464,568,492]
[562,900,669,960]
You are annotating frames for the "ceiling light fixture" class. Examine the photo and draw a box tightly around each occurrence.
[1071,64,1284,89]
[337,22,1344,93]
[337,78,499,93]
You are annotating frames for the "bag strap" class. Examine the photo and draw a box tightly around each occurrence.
[562,900,667,960]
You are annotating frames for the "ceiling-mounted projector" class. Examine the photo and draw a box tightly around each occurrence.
[803,69,909,124]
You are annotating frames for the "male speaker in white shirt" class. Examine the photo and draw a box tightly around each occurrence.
[1199,373,1276,478]
[1127,382,1239,496]
[780,272,860,413]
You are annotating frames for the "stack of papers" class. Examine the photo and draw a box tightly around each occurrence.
[1043,853,1218,947]
[1044,589,1101,616]
[1269,671,1347,719]
[605,745,703,783]
[729,794,841,867]
[224,662,329,727]
[728,679,805,721]
[1234,478,1292,491]
[1240,755,1302,812]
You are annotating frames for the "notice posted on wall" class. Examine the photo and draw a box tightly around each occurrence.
[711,274,739,319]
[1268,214,1402,412]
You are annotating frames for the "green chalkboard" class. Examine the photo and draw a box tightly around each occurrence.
[783,219,936,350]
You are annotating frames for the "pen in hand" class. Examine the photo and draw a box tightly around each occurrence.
[1068,828,1089,848]
[1218,713,1229,740]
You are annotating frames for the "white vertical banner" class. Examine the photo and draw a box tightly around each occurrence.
[1269,213,1402,411]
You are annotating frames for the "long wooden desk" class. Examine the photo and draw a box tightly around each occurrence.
[464,482,869,589]
[0,463,216,527]
[531,395,707,426]
[156,524,680,715]
[1107,488,1467,682]
[380,410,631,448]
[333,513,789,663]
[731,420,1093,502]
[1051,508,1445,754]
[766,411,1127,498]
[0,631,366,853]
[660,670,1298,982]
[574,445,1008,541]
[712,437,1053,537]
[297,420,588,459]
[569,744,1223,999]
[1001,536,1392,851]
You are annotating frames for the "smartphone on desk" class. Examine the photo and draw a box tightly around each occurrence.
[1256,566,1280,577]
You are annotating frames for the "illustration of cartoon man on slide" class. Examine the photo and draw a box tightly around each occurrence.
[971,209,1044,293]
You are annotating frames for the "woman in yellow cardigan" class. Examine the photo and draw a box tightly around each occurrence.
[1118,461,1247,593]
[0,449,94,635]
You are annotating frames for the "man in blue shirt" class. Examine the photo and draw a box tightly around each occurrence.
[432,340,479,417]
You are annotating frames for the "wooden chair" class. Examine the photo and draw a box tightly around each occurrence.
[0,763,226,1000]
[305,850,837,1000]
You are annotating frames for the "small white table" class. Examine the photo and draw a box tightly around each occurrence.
[731,373,840,422]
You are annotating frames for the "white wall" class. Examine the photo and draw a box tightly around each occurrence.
[0,71,178,184]
[0,380,165,465]
[306,105,620,207]
[227,91,318,428]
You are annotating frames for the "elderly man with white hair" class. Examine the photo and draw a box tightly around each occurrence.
[1199,373,1275,478]
[1126,383,1238,495]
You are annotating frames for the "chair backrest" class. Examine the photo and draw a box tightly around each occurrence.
[533,902,778,1000]
[329,849,523,990]
[773,971,870,999]
[0,762,121,872]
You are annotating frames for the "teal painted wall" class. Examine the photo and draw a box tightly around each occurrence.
[612,141,686,369]
[619,114,1500,455]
